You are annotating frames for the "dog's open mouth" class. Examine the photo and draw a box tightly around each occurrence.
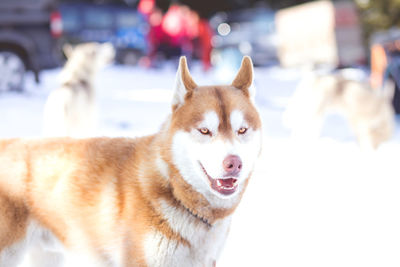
[199,163,238,196]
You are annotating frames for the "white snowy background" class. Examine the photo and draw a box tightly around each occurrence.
[1,63,400,267]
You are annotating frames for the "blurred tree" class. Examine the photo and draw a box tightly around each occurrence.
[355,0,400,42]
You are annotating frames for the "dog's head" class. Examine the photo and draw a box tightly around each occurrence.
[63,42,115,69]
[167,57,262,206]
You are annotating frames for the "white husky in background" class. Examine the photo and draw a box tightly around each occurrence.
[42,42,115,137]
[283,69,395,150]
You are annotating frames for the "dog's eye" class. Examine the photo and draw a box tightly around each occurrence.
[199,128,211,135]
[238,127,248,135]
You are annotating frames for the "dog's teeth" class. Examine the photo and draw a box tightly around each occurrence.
[216,180,222,187]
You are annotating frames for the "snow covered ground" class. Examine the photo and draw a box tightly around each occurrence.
[1,63,400,267]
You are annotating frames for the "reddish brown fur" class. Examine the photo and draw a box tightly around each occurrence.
[231,57,253,96]
[180,57,198,92]
[0,56,261,266]
[173,86,261,136]
[0,193,29,250]
[0,137,189,265]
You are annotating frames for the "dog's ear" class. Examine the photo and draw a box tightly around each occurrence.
[231,56,255,99]
[63,44,74,59]
[172,56,198,110]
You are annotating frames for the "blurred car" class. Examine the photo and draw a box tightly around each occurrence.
[0,0,64,92]
[60,2,149,65]
[210,5,278,67]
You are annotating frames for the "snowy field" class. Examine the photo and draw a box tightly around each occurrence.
[1,63,400,267]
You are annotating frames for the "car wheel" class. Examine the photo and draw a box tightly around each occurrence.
[0,51,26,92]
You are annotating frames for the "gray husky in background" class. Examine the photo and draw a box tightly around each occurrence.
[283,69,395,150]
[42,42,115,137]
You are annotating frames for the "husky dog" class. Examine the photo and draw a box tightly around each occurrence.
[283,70,395,150]
[0,56,262,267]
[42,42,115,137]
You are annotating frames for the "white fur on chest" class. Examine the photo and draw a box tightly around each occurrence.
[143,200,231,267]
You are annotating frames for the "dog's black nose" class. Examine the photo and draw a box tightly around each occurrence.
[223,155,242,176]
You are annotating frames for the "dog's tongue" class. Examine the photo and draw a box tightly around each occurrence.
[220,178,236,187]
[210,178,238,196]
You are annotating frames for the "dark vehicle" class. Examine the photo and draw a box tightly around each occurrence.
[210,5,278,67]
[0,0,63,92]
[60,2,148,65]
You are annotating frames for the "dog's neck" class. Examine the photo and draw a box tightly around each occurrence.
[168,168,243,225]
[60,60,98,87]
[172,193,212,228]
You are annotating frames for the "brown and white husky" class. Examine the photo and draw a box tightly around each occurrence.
[283,69,395,150]
[42,42,115,138]
[0,56,262,267]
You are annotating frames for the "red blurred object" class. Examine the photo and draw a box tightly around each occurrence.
[149,10,162,26]
[162,5,184,37]
[139,0,212,70]
[198,19,212,70]
[138,0,155,15]
[161,4,198,48]
[50,11,63,38]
